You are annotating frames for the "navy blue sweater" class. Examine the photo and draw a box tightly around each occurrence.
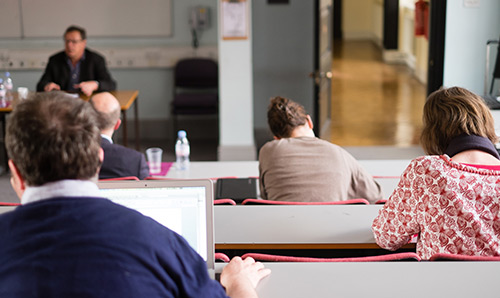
[0,197,227,298]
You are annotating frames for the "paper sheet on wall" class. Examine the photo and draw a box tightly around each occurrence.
[221,1,248,39]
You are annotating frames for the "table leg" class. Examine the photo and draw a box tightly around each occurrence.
[134,97,140,151]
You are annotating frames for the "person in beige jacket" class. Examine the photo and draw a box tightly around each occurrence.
[259,96,383,203]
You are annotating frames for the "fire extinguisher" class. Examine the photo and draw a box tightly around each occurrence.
[415,0,426,36]
[423,2,430,39]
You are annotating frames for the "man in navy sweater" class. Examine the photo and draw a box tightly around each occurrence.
[90,92,149,180]
[0,92,270,297]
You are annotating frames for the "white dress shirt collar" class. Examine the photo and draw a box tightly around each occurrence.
[22,180,102,205]
[101,134,113,144]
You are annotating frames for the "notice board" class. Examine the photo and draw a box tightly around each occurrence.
[0,0,172,38]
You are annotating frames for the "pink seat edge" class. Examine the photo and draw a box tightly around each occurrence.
[241,252,421,262]
[241,198,370,205]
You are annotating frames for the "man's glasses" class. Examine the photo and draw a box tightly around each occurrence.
[64,39,83,45]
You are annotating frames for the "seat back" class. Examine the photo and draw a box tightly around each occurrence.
[175,58,218,88]
[215,252,231,263]
[171,58,219,135]
[486,37,500,94]
[429,253,500,262]
[99,176,140,181]
[214,199,237,206]
[0,202,21,206]
[493,37,500,81]
[241,198,370,205]
[241,252,421,262]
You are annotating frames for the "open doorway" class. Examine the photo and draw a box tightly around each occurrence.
[328,0,434,152]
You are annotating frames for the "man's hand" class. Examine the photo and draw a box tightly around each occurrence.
[220,257,271,298]
[74,81,99,96]
[44,82,61,92]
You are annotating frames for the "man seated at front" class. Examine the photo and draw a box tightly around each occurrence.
[36,25,116,96]
[0,92,270,297]
[90,92,149,180]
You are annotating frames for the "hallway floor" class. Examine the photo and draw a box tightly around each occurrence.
[329,40,427,147]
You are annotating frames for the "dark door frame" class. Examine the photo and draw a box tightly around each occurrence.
[313,0,320,136]
[333,0,342,40]
[427,0,447,95]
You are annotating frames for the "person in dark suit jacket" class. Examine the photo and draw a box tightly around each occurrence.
[90,92,149,180]
[36,25,116,96]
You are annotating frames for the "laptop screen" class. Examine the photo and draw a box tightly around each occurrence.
[97,180,215,270]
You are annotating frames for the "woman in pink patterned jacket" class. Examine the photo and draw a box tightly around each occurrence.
[372,86,500,259]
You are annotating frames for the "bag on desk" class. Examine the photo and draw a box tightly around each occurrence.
[216,178,258,203]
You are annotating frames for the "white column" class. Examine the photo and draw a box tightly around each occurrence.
[217,0,256,161]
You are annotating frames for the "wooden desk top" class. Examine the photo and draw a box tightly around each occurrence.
[0,90,138,112]
[82,90,139,110]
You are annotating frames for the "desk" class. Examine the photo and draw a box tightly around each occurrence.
[165,161,259,179]
[215,262,500,298]
[0,206,16,214]
[165,160,411,178]
[165,161,405,197]
[214,205,415,250]
[0,90,140,169]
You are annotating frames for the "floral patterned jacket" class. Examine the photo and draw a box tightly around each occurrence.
[372,155,500,259]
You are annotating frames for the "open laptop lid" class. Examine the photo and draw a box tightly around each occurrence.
[97,179,215,274]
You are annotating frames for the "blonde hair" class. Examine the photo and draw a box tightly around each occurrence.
[421,86,498,155]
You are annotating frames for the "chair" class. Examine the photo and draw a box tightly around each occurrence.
[216,178,258,204]
[171,58,218,137]
[99,176,140,181]
[482,37,500,108]
[210,176,238,181]
[241,252,421,262]
[241,198,370,205]
[215,252,231,263]
[214,199,237,206]
[429,253,500,262]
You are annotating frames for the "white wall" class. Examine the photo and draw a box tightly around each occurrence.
[1,0,219,127]
[443,0,500,94]
[252,1,315,132]
[218,0,255,160]
[343,0,374,40]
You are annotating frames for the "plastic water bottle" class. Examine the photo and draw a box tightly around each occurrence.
[175,130,190,170]
[4,72,13,91]
[0,79,6,108]
[4,72,13,101]
[0,79,5,100]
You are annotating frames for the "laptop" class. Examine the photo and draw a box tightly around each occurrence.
[97,179,216,277]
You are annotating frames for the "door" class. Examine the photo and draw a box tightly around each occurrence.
[427,0,446,95]
[312,0,333,139]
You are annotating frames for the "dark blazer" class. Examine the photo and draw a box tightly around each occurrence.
[99,138,149,180]
[36,49,116,92]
